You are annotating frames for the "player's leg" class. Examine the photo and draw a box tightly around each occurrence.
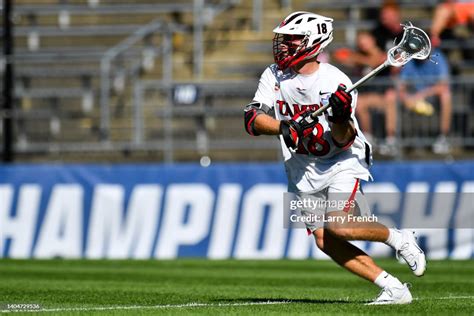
[313,228,412,304]
[313,228,382,281]
[325,210,389,242]
[325,209,426,277]
[299,185,413,304]
[324,177,426,277]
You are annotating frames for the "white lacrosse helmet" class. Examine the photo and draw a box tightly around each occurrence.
[273,11,334,70]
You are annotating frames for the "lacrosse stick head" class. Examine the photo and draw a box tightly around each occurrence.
[387,22,431,67]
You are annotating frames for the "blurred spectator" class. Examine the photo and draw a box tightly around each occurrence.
[334,31,398,155]
[359,2,405,156]
[373,2,404,52]
[399,49,452,154]
[430,0,474,71]
[431,0,474,47]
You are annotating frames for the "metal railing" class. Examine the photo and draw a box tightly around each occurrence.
[98,0,240,140]
[128,76,474,161]
[8,75,474,160]
[6,0,474,162]
[99,19,173,140]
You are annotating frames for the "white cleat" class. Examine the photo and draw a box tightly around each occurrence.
[396,230,426,277]
[367,283,413,305]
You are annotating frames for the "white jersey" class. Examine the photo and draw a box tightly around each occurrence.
[253,63,373,193]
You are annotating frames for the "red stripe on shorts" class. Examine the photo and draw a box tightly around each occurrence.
[343,178,360,213]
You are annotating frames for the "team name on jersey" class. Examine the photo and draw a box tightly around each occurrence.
[276,100,322,118]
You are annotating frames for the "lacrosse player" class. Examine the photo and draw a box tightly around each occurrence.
[244,11,426,305]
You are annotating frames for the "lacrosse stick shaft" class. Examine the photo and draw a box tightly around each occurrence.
[309,23,430,119]
[311,60,389,118]
[346,61,389,94]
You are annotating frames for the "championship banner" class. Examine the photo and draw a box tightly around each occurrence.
[0,162,473,259]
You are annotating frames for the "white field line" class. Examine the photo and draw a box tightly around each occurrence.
[1,296,473,313]
[415,295,474,301]
[0,301,291,313]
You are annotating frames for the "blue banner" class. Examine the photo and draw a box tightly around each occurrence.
[0,161,473,259]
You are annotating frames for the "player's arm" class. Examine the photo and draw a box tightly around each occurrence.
[331,120,356,148]
[244,101,317,149]
[253,113,281,135]
[328,84,357,147]
[244,101,279,136]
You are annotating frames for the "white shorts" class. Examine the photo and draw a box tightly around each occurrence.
[296,174,372,233]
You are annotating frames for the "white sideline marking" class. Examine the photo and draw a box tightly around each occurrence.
[1,296,473,313]
[0,301,291,313]
[415,296,474,301]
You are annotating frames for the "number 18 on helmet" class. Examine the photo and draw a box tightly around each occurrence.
[273,11,334,70]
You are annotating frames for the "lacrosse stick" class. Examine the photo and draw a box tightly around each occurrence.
[311,22,431,119]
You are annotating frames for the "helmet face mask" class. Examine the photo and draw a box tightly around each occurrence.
[282,34,307,54]
[272,11,334,70]
[273,33,312,70]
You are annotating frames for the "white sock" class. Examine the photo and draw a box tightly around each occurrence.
[374,271,403,289]
[385,228,403,250]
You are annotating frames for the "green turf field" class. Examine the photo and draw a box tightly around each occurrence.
[0,259,473,315]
